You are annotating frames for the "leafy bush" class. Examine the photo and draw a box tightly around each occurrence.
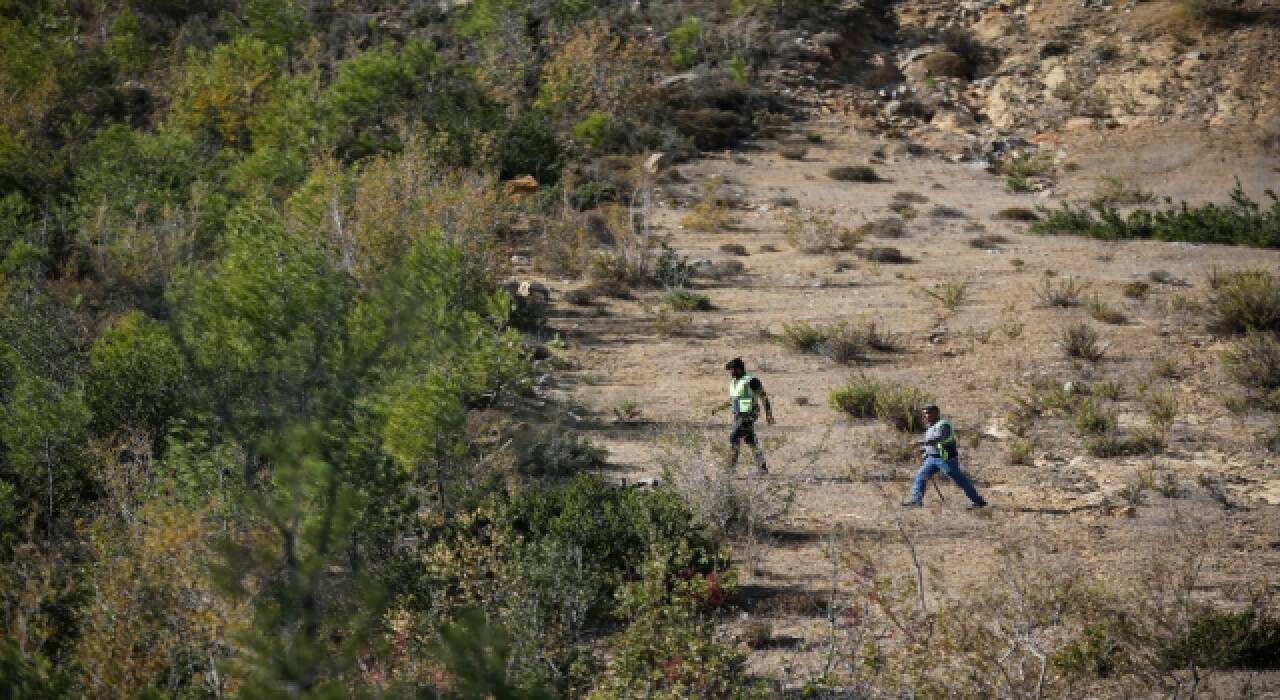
[1060,322,1106,362]
[1034,275,1087,307]
[86,311,186,441]
[996,153,1053,178]
[784,211,857,253]
[1086,294,1128,324]
[1220,330,1280,402]
[525,427,608,477]
[858,217,908,239]
[1207,269,1280,334]
[828,165,884,183]
[1032,184,1280,248]
[1163,607,1280,670]
[829,376,932,432]
[663,287,713,311]
[1071,398,1116,435]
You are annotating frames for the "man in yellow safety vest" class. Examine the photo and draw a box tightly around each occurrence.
[721,357,774,472]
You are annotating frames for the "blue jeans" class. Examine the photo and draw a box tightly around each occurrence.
[911,456,985,505]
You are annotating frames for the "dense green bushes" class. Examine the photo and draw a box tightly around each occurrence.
[1033,184,1280,248]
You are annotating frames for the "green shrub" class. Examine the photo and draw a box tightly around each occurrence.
[874,383,933,433]
[828,374,883,418]
[1071,398,1116,435]
[524,427,608,477]
[1086,294,1127,324]
[1207,269,1280,334]
[86,311,186,441]
[1035,275,1087,307]
[997,153,1053,178]
[663,287,712,311]
[1163,607,1280,670]
[1032,184,1280,248]
[667,17,705,70]
[569,179,618,210]
[1060,322,1105,362]
[1220,330,1280,399]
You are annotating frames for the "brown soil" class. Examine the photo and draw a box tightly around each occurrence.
[538,114,1280,687]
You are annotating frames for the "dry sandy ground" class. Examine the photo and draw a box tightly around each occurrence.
[538,115,1280,688]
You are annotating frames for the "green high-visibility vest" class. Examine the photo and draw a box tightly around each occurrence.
[937,418,959,461]
[729,374,756,415]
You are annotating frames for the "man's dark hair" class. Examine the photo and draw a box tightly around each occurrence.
[922,404,940,413]
[725,357,745,371]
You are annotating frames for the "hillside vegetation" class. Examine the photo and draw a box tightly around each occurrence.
[0,0,848,696]
[4,0,1280,697]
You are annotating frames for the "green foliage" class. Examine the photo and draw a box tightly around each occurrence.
[1207,269,1280,334]
[662,287,712,311]
[572,111,618,151]
[1220,330,1280,401]
[327,40,452,159]
[1163,607,1280,670]
[87,311,185,441]
[1033,183,1280,248]
[668,17,705,70]
[591,543,762,699]
[830,375,932,432]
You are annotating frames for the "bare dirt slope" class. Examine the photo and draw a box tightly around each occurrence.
[539,111,1280,686]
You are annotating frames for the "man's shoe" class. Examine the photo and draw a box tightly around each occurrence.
[901,500,923,508]
[758,463,768,473]
[966,500,988,510]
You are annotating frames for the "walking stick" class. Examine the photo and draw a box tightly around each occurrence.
[932,479,946,503]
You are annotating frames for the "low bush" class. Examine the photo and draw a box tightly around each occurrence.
[524,427,609,477]
[663,287,713,311]
[828,375,881,418]
[1032,184,1280,248]
[1086,294,1128,325]
[996,152,1054,178]
[1123,280,1150,300]
[1163,607,1280,670]
[719,243,749,256]
[1071,398,1116,435]
[784,211,859,253]
[1220,330,1280,402]
[781,319,897,363]
[1007,439,1035,465]
[920,277,969,312]
[858,217,908,239]
[858,247,912,264]
[1034,275,1088,307]
[1085,433,1157,457]
[829,375,932,433]
[1207,269,1280,334]
[828,165,885,183]
[995,207,1041,222]
[929,205,966,219]
[1060,322,1105,362]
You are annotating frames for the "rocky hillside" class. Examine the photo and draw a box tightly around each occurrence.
[765,0,1279,201]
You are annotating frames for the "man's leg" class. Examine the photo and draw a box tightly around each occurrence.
[909,457,943,504]
[743,422,767,471]
[937,459,986,505]
[728,416,748,468]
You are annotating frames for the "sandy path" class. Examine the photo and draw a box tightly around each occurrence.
[541,115,1280,682]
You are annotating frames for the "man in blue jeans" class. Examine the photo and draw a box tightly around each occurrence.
[902,404,987,509]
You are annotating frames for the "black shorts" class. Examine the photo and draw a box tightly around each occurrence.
[729,414,758,446]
